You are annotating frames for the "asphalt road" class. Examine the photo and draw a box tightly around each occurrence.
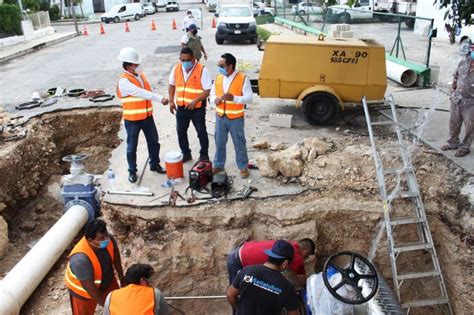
[0,0,263,110]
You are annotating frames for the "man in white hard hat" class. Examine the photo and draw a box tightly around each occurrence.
[117,47,169,183]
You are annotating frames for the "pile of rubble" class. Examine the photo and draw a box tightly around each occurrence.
[254,137,332,177]
[0,106,27,143]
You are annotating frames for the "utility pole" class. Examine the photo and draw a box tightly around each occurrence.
[70,0,79,35]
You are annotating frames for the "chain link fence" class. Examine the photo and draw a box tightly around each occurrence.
[272,1,435,68]
[27,11,51,31]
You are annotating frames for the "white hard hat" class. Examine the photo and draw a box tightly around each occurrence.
[118,47,142,64]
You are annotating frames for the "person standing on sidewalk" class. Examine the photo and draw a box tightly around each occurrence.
[441,43,474,157]
[117,47,169,183]
[210,53,253,178]
[65,219,125,315]
[180,24,208,62]
[169,47,212,162]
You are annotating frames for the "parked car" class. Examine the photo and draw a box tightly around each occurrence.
[207,0,217,12]
[215,4,257,45]
[291,2,324,15]
[143,3,156,15]
[166,1,180,12]
[101,3,143,23]
[252,2,274,16]
[156,0,167,8]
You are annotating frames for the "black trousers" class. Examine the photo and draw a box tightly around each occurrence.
[176,104,209,158]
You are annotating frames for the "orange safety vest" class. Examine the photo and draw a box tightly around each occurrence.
[215,72,246,119]
[174,62,205,108]
[64,236,115,299]
[108,284,155,315]
[117,72,153,121]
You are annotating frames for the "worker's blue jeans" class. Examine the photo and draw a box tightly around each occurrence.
[124,115,160,174]
[176,105,209,158]
[213,115,249,170]
[226,246,242,285]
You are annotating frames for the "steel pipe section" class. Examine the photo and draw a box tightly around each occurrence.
[0,205,89,315]
[386,60,418,87]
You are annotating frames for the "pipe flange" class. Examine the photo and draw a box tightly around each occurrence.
[62,154,89,163]
[64,199,95,222]
[90,94,115,103]
[15,101,42,110]
[67,89,86,97]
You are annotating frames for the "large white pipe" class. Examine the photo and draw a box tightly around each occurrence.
[0,205,89,315]
[386,60,418,87]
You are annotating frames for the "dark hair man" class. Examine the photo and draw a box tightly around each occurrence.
[117,47,169,183]
[169,47,212,162]
[227,240,300,315]
[103,263,170,315]
[227,238,316,286]
[65,219,125,315]
[210,53,253,178]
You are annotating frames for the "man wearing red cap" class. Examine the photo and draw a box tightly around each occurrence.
[441,43,474,157]
[226,240,300,315]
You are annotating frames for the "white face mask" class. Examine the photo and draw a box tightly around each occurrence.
[135,65,143,75]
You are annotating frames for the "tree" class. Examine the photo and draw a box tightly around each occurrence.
[440,0,474,43]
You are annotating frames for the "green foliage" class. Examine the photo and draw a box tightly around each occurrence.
[257,26,273,42]
[346,0,357,8]
[49,4,60,21]
[4,0,41,11]
[440,0,473,43]
[0,4,22,36]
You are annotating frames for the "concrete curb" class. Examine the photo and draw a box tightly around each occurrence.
[0,33,78,64]
[52,20,102,26]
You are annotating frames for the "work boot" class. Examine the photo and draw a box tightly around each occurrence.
[150,164,166,174]
[128,172,137,183]
[240,168,249,179]
[441,144,458,151]
[199,155,209,161]
[212,167,224,175]
[454,149,470,157]
[182,153,193,163]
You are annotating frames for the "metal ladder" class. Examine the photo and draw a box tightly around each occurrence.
[362,95,453,315]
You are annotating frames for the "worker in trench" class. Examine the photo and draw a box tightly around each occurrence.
[103,263,170,315]
[226,238,316,286]
[441,43,474,157]
[227,240,301,315]
[64,219,125,315]
[210,53,253,178]
[168,47,212,163]
[117,47,169,183]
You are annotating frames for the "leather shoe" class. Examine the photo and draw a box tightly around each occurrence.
[240,168,249,178]
[182,153,193,163]
[128,172,137,183]
[150,164,166,174]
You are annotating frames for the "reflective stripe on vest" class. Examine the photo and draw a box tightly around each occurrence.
[117,72,153,121]
[108,284,155,315]
[174,63,204,108]
[215,72,246,119]
[64,236,115,299]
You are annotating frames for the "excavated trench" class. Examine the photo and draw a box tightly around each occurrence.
[0,108,472,315]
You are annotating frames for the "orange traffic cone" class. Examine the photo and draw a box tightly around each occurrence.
[212,17,217,28]
[82,25,89,36]
[100,23,106,35]
[151,20,156,31]
[172,19,177,30]
[125,22,130,32]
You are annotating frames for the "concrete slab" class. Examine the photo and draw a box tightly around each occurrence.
[0,32,77,64]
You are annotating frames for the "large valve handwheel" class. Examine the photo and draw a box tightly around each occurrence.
[322,251,378,305]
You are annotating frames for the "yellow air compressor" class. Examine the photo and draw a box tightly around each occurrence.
[257,34,387,125]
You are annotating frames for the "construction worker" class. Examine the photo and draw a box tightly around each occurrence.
[182,10,198,32]
[180,24,208,61]
[441,43,473,157]
[227,240,300,315]
[210,53,253,178]
[103,263,170,315]
[65,219,125,315]
[117,47,169,183]
[169,47,212,162]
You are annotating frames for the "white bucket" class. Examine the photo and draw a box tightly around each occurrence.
[164,151,184,179]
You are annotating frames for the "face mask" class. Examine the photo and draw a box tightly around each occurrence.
[182,61,193,70]
[99,239,110,249]
[135,65,143,75]
[192,30,198,35]
[471,51,474,60]
[218,66,228,76]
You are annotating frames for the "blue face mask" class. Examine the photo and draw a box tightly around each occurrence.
[99,239,110,249]
[218,66,228,76]
[182,61,193,70]
[471,51,474,60]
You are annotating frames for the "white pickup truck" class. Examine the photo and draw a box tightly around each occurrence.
[215,0,257,45]
[327,0,417,28]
